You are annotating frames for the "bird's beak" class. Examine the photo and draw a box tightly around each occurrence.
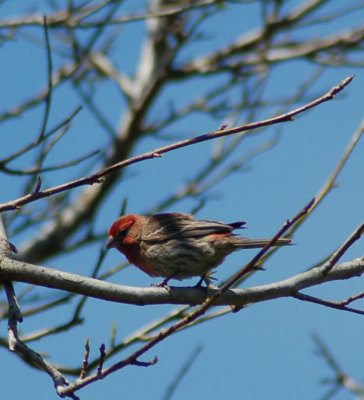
[106,236,116,249]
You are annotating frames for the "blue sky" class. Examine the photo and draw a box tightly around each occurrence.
[1,1,364,399]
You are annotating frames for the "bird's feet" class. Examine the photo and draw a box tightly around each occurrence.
[194,275,218,290]
[150,277,172,290]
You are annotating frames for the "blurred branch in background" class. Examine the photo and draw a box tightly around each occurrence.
[313,333,364,400]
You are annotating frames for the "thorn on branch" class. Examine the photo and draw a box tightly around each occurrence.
[218,124,228,131]
[152,152,162,158]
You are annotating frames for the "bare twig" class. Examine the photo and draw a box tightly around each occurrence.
[313,333,364,399]
[2,149,100,176]
[0,216,71,396]
[215,199,315,308]
[317,117,364,201]
[283,116,364,241]
[339,291,364,306]
[0,217,22,324]
[289,215,364,315]
[321,219,364,275]
[0,106,82,166]
[293,292,364,316]
[38,16,52,140]
[0,76,353,213]
[0,0,219,28]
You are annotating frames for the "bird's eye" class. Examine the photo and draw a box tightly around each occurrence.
[115,229,128,240]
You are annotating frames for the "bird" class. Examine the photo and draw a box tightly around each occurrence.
[106,212,292,286]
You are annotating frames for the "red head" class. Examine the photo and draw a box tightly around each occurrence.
[106,214,138,250]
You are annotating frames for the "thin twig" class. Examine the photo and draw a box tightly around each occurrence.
[0,0,219,28]
[216,199,315,301]
[284,116,364,240]
[0,106,82,165]
[339,291,364,306]
[2,149,100,176]
[38,16,53,140]
[313,333,364,399]
[0,216,71,396]
[293,292,364,316]
[0,76,353,213]
[321,219,364,275]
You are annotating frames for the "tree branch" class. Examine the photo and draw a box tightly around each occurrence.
[0,75,353,213]
[0,254,363,307]
[0,216,72,397]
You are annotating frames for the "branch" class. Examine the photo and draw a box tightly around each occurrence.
[293,291,364,316]
[321,219,364,275]
[0,216,72,397]
[57,249,364,397]
[0,0,219,28]
[0,75,353,213]
[1,255,363,308]
[2,204,363,397]
[313,333,364,399]
[283,117,364,239]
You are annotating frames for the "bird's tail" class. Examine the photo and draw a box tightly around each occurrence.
[232,237,292,249]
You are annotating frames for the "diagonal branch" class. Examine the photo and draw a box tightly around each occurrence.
[321,219,364,275]
[0,75,353,213]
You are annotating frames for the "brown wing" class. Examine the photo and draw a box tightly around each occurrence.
[142,212,246,242]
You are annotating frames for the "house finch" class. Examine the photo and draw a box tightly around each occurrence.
[106,212,291,286]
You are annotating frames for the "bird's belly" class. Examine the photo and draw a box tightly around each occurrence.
[140,239,225,279]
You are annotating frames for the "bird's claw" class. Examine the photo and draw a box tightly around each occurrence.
[194,275,217,289]
[151,278,171,290]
